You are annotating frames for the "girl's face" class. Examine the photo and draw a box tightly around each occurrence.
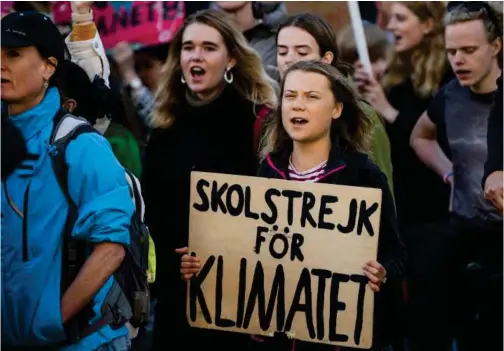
[180,22,235,100]
[387,3,428,53]
[281,70,342,144]
[277,26,322,78]
[1,46,54,104]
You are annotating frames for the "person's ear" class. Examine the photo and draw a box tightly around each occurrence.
[227,57,237,71]
[321,51,334,65]
[421,17,434,36]
[491,37,502,58]
[42,57,58,81]
[63,99,77,113]
[332,102,343,120]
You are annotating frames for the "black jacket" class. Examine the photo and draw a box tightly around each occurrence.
[142,86,261,348]
[385,69,454,228]
[256,143,407,350]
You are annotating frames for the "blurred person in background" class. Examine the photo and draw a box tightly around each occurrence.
[376,2,394,34]
[358,1,394,43]
[112,42,169,135]
[113,42,169,94]
[410,2,502,350]
[63,1,145,174]
[59,57,143,180]
[354,2,456,350]
[213,1,287,78]
[338,22,391,84]
[142,9,277,350]
[64,1,111,133]
[482,4,503,216]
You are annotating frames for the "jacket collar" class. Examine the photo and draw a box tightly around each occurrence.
[266,137,347,181]
[7,87,61,141]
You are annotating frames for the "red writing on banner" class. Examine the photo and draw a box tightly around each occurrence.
[52,1,185,50]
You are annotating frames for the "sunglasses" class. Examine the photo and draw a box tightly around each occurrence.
[447,1,501,37]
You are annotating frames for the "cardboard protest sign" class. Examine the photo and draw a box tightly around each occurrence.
[187,172,382,349]
[52,1,185,50]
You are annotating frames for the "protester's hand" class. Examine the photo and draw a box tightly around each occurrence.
[363,260,387,292]
[354,62,398,123]
[175,247,201,281]
[112,41,138,84]
[443,171,454,212]
[361,79,398,124]
[484,171,503,214]
[71,1,93,14]
[445,173,454,186]
[353,61,372,91]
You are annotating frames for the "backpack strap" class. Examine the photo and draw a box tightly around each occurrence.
[124,169,150,275]
[49,111,108,343]
[50,111,97,293]
[253,106,271,154]
[52,112,138,342]
[124,169,144,223]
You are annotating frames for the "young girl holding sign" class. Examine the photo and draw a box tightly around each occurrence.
[181,60,407,351]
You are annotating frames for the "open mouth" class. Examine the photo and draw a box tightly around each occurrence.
[455,70,471,76]
[1,78,10,83]
[190,66,206,78]
[291,117,308,125]
[394,34,402,44]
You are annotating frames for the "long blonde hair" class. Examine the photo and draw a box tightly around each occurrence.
[382,2,447,98]
[260,61,373,160]
[152,10,278,129]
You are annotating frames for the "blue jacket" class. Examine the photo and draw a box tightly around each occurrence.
[1,87,134,350]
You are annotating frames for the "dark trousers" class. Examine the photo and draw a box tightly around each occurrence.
[403,217,503,351]
[450,216,503,351]
[402,220,456,351]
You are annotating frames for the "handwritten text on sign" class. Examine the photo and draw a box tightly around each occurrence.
[187,172,382,349]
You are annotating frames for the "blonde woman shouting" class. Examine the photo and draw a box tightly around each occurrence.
[142,9,277,350]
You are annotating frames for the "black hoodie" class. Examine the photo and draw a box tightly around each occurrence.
[257,142,407,349]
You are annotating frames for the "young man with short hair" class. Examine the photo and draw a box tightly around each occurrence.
[410,3,503,350]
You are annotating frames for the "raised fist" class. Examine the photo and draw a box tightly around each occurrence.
[71,1,93,14]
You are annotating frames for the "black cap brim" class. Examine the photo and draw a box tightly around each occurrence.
[1,32,34,48]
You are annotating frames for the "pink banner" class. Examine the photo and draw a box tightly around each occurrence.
[1,1,13,17]
[52,1,185,50]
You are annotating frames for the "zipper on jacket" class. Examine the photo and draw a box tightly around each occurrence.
[22,181,31,262]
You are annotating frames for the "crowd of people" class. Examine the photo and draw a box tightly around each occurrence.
[1,1,502,351]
